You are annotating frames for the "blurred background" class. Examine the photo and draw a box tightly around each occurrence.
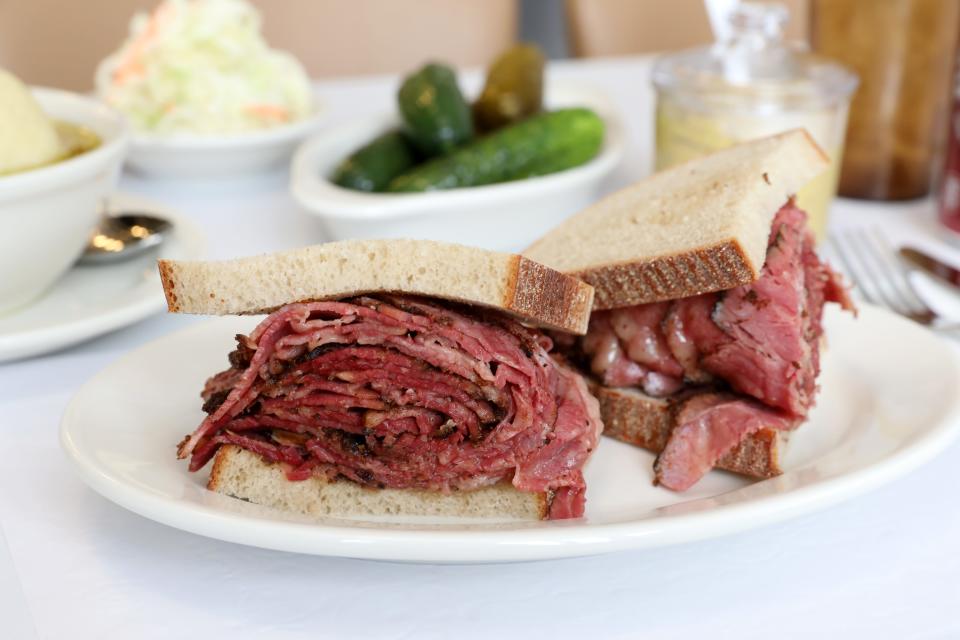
[2,0,810,89]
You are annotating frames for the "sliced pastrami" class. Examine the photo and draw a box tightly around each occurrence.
[180,296,603,519]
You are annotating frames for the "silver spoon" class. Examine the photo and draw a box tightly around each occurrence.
[78,213,172,265]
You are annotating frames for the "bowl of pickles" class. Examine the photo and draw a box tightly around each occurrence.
[291,45,623,252]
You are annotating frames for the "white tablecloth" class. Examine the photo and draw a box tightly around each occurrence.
[2,56,960,639]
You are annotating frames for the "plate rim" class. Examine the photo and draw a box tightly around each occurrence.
[59,305,960,562]
[0,193,206,362]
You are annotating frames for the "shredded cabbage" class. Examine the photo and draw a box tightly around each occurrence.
[99,0,313,134]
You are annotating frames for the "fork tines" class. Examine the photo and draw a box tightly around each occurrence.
[828,227,936,326]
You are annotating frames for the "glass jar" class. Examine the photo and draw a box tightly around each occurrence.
[811,0,960,200]
[652,2,858,240]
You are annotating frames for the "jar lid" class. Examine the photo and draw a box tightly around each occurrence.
[652,2,858,109]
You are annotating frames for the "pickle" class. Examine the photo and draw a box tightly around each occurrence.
[473,44,545,132]
[397,63,474,156]
[331,130,418,192]
[386,108,604,192]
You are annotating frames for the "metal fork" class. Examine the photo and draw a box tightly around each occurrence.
[828,226,960,332]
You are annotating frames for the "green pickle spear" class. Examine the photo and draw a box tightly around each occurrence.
[331,130,419,192]
[387,108,604,192]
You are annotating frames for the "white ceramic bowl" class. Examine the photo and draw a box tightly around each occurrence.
[0,88,128,315]
[124,108,324,179]
[94,56,323,179]
[290,84,624,252]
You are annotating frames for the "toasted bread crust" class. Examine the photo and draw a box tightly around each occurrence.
[574,240,755,311]
[158,239,593,334]
[512,256,595,331]
[593,385,784,479]
[157,259,177,310]
[208,445,550,520]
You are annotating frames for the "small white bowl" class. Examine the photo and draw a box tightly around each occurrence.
[290,84,624,252]
[0,88,128,315]
[124,109,324,179]
[94,56,323,179]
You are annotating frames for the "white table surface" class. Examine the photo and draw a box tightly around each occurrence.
[3,56,960,640]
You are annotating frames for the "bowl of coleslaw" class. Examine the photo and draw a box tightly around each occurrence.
[95,0,322,178]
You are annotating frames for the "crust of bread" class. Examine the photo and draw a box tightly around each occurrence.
[568,240,754,310]
[208,445,549,520]
[158,239,594,334]
[593,385,785,479]
[524,130,829,310]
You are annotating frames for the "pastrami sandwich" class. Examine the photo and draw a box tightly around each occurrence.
[160,240,602,520]
[525,130,854,491]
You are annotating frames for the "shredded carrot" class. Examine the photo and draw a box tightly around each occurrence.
[245,104,291,122]
[112,1,176,85]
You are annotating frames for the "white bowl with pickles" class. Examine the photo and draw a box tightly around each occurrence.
[291,52,624,252]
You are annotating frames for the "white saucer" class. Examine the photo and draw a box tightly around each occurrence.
[60,304,960,563]
[0,194,205,362]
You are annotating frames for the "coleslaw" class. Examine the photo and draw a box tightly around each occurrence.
[98,0,313,134]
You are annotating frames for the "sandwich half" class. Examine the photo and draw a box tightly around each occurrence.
[160,239,602,520]
[525,130,854,490]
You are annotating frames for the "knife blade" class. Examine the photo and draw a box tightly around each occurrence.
[899,247,960,289]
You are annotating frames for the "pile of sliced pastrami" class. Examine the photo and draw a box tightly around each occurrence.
[579,201,854,490]
[178,295,603,519]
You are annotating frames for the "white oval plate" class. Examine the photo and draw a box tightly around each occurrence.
[60,304,960,563]
[0,193,205,362]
